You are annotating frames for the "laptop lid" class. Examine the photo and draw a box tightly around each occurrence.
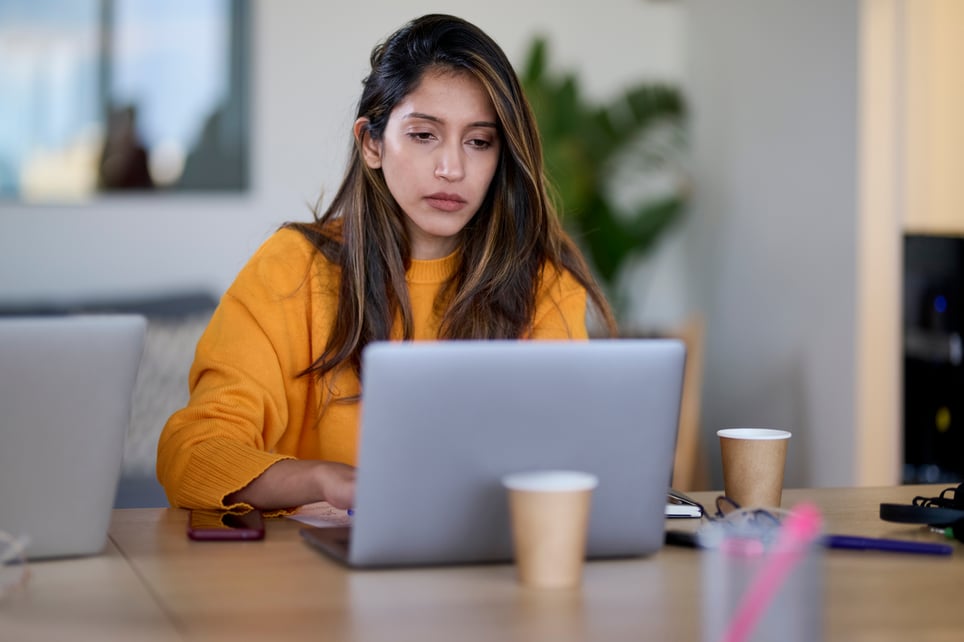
[303,339,685,568]
[0,314,146,560]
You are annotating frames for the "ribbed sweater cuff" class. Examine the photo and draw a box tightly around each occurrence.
[179,437,294,511]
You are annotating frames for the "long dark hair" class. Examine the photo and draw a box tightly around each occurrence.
[287,14,616,381]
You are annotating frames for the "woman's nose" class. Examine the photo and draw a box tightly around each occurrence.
[434,142,465,181]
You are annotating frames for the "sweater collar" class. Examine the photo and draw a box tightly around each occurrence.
[406,250,459,283]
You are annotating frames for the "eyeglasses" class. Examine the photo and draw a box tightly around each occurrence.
[676,494,785,526]
[711,496,787,525]
[676,496,790,549]
[1,531,30,600]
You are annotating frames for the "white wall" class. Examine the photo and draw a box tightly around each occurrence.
[0,0,684,305]
[683,0,862,488]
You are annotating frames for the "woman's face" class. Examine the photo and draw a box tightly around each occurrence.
[358,68,501,259]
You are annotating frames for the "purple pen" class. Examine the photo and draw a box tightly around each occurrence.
[823,535,953,556]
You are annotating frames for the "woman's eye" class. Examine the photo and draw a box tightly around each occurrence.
[407,132,435,143]
[466,138,492,150]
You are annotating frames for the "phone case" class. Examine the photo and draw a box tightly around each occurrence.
[187,509,265,541]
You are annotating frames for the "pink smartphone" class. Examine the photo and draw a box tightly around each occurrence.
[187,509,265,541]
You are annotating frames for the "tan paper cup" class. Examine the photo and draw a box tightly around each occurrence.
[502,470,598,589]
[717,428,791,509]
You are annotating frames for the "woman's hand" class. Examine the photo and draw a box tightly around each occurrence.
[313,461,356,509]
[225,459,356,510]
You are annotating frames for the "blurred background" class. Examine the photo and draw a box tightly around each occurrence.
[2,0,962,496]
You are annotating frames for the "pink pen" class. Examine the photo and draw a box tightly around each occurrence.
[720,502,824,642]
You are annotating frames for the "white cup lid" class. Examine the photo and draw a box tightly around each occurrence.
[501,470,599,492]
[717,428,792,440]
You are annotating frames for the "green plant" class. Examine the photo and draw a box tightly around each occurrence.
[520,37,688,319]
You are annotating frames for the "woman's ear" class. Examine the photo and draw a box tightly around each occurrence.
[354,118,382,169]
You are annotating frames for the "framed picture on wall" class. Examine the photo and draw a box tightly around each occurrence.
[0,0,249,202]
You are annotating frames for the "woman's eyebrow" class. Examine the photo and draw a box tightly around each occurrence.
[403,111,498,129]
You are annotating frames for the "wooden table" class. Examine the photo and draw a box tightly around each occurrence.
[0,536,180,641]
[3,485,961,641]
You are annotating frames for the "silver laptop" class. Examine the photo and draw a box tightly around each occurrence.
[300,339,685,568]
[0,315,146,559]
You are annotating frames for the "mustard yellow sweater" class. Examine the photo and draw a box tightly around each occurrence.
[156,227,589,509]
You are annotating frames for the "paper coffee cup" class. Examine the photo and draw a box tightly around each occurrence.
[717,428,790,509]
[502,470,598,589]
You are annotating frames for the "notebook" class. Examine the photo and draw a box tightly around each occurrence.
[0,314,146,560]
[300,338,686,568]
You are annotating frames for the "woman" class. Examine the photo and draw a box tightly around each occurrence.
[156,14,616,513]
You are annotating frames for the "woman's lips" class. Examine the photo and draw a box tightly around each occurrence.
[425,193,467,212]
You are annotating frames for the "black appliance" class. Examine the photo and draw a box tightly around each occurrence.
[903,234,964,483]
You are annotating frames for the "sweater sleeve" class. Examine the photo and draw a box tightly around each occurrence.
[156,230,317,510]
[529,265,589,340]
